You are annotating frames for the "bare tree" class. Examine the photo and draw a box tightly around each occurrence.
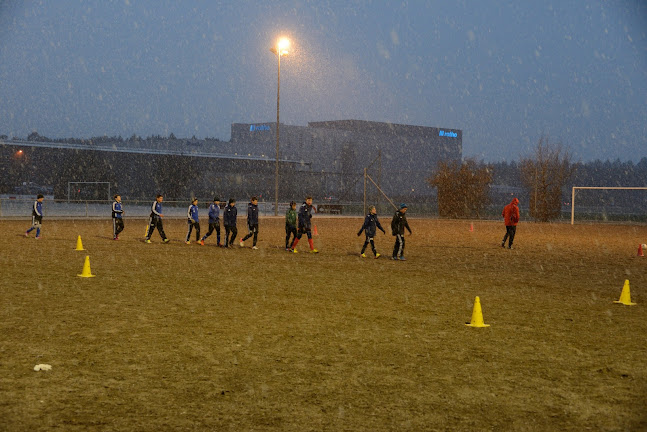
[520,136,575,222]
[429,158,492,218]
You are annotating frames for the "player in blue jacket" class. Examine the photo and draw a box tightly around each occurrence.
[112,194,125,240]
[289,196,318,253]
[25,194,44,239]
[223,198,238,248]
[239,196,259,249]
[145,194,170,243]
[201,196,222,246]
[357,205,386,258]
[185,198,200,244]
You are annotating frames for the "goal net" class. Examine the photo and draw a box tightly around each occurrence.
[570,186,647,224]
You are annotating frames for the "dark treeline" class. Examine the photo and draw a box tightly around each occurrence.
[489,159,647,212]
[8,131,224,146]
[489,159,647,188]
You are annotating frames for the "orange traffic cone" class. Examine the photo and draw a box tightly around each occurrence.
[313,225,319,236]
[638,244,644,257]
[469,223,474,232]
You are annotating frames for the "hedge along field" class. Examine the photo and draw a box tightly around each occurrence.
[1,217,646,431]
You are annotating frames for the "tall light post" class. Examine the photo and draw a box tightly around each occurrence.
[270,38,289,216]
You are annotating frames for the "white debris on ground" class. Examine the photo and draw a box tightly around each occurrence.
[33,364,52,371]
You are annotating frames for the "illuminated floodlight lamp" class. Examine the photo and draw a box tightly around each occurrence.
[270,38,290,56]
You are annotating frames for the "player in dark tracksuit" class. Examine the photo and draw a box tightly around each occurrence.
[223,198,238,248]
[240,196,259,249]
[357,205,386,258]
[289,196,318,253]
[145,194,169,243]
[285,201,297,250]
[185,198,200,244]
[112,194,125,240]
[391,203,412,260]
[25,194,44,239]
[201,197,222,246]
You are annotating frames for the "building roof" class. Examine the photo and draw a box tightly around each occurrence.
[0,139,307,164]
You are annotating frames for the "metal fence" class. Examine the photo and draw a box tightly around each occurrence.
[1,197,645,222]
[0,198,274,219]
[0,198,370,219]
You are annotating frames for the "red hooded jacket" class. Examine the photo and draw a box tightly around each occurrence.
[502,198,520,226]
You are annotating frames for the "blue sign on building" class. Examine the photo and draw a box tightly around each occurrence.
[439,130,458,138]
[250,125,271,132]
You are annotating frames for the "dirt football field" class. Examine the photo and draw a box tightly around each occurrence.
[1,216,646,431]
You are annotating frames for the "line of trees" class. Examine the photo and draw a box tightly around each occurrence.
[428,136,647,221]
[16,131,224,145]
[489,159,647,191]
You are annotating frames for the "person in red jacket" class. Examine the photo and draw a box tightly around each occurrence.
[501,197,520,249]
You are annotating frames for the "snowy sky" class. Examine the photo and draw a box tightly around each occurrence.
[1,0,646,162]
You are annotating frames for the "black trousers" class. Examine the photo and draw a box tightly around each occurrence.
[295,227,312,240]
[147,216,167,240]
[203,222,221,243]
[285,225,297,248]
[361,236,377,255]
[186,221,200,242]
[393,234,405,257]
[225,225,237,247]
[242,224,259,246]
[113,218,124,238]
[502,225,516,247]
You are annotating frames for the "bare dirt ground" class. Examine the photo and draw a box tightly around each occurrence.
[1,216,646,431]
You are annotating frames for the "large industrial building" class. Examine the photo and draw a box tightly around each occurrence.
[231,120,462,198]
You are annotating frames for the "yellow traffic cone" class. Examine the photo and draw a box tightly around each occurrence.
[614,280,637,306]
[466,296,490,327]
[77,256,96,278]
[144,224,149,238]
[75,235,85,251]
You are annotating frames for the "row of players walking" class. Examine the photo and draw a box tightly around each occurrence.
[116,194,412,259]
[25,194,520,258]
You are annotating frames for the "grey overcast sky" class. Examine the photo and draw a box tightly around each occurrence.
[1,0,646,162]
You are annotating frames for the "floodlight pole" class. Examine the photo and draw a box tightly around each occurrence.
[271,39,289,216]
[363,167,367,216]
[275,51,281,216]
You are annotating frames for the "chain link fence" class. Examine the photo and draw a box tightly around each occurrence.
[1,196,644,222]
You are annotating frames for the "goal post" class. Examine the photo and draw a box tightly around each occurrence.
[364,169,397,215]
[571,186,647,224]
